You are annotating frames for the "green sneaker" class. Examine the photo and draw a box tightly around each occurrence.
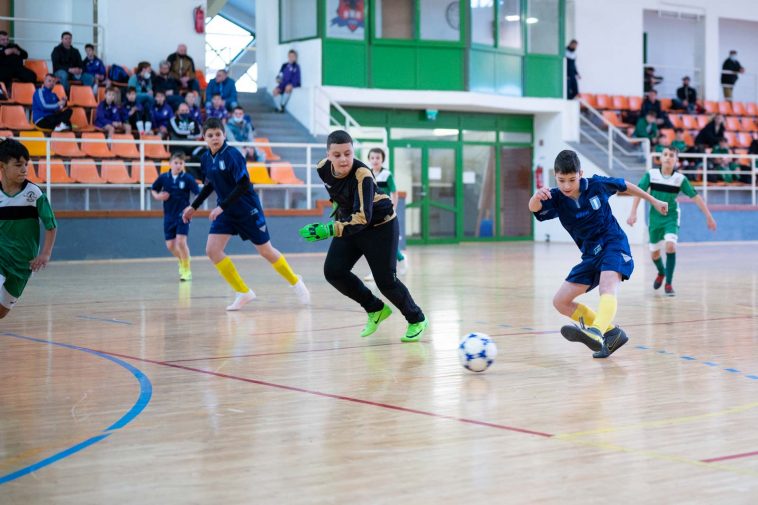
[360,304,393,337]
[401,319,428,342]
[180,269,192,282]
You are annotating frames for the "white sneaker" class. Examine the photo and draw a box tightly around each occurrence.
[292,276,311,305]
[226,290,256,311]
[397,257,408,275]
[363,273,374,282]
[54,123,68,132]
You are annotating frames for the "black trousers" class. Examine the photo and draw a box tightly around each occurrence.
[0,67,37,91]
[35,109,73,129]
[324,218,424,324]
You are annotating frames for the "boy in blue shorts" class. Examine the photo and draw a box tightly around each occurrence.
[529,150,668,358]
[151,152,199,281]
[182,118,310,310]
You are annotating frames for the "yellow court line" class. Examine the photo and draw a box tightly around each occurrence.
[554,401,758,440]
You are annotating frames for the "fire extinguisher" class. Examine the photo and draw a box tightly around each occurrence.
[194,5,205,34]
[535,164,544,189]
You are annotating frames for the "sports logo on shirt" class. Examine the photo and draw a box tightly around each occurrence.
[179,181,185,189]
[590,196,601,210]
[219,160,226,171]
[24,190,37,203]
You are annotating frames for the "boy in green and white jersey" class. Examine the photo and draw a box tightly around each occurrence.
[627,147,716,296]
[0,138,57,318]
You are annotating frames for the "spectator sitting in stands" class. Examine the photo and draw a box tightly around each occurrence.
[205,69,238,111]
[721,50,745,102]
[641,90,673,129]
[167,43,199,92]
[225,106,263,161]
[694,114,725,149]
[32,73,73,131]
[184,90,203,125]
[643,66,662,93]
[123,86,151,135]
[0,30,36,91]
[151,90,174,138]
[634,110,659,146]
[710,137,737,183]
[169,102,204,168]
[83,43,106,91]
[671,128,687,153]
[206,94,229,122]
[672,76,697,114]
[153,60,183,110]
[95,87,131,137]
[51,31,94,91]
[273,49,301,113]
[128,61,155,108]
[653,132,670,158]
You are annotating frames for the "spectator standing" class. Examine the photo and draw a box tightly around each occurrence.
[721,50,745,101]
[205,69,238,111]
[51,31,94,91]
[83,43,106,91]
[565,39,580,100]
[167,44,199,92]
[643,66,663,93]
[0,30,36,90]
[123,86,152,134]
[127,61,155,108]
[151,90,174,138]
[95,87,130,137]
[272,49,301,112]
[694,114,726,149]
[673,76,697,113]
[32,73,72,131]
[206,94,229,122]
[153,60,183,109]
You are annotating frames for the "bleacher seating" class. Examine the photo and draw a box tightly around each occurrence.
[255,137,281,161]
[1,105,34,130]
[19,131,48,157]
[81,132,115,158]
[10,82,35,106]
[69,85,98,108]
[247,162,276,184]
[51,132,86,157]
[23,59,48,82]
[102,160,133,183]
[270,162,304,185]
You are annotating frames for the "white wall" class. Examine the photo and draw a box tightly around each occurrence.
[13,0,94,63]
[718,18,758,103]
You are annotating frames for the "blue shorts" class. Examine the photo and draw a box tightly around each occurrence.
[209,206,270,245]
[164,217,189,240]
[566,246,634,292]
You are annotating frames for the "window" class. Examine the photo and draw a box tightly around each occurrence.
[375,0,414,39]
[527,0,559,54]
[471,0,495,46]
[205,16,256,91]
[420,0,461,41]
[326,0,366,40]
[498,0,522,50]
[280,0,317,42]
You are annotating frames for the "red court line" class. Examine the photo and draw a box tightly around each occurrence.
[94,348,554,439]
[701,450,758,464]
[165,340,395,363]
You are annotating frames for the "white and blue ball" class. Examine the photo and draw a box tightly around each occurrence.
[458,333,498,372]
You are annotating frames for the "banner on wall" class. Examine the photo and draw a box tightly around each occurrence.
[327,0,365,39]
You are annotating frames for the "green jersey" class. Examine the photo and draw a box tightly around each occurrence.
[0,180,57,280]
[671,140,687,152]
[373,167,396,194]
[638,169,697,227]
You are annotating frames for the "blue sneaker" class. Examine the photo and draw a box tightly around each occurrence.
[593,326,629,359]
[560,324,605,352]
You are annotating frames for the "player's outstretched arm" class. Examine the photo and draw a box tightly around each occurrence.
[30,228,57,272]
[528,187,551,212]
[621,181,668,216]
[691,194,717,231]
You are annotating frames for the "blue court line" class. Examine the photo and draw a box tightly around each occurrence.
[76,315,133,325]
[0,332,152,485]
[635,345,756,383]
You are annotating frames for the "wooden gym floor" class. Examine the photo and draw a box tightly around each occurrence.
[1,242,757,504]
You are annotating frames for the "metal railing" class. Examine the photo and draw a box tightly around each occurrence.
[314,86,390,149]
[12,135,331,212]
[579,98,652,171]
[648,151,758,205]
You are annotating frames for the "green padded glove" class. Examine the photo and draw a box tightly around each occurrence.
[299,222,335,242]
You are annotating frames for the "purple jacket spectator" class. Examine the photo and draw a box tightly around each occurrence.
[84,56,106,79]
[151,102,174,129]
[206,105,228,121]
[278,62,301,89]
[94,101,123,128]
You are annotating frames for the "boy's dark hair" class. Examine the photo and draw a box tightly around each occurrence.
[61,31,72,39]
[155,89,166,96]
[211,93,222,99]
[674,127,684,134]
[136,61,151,72]
[646,110,657,117]
[554,149,581,174]
[203,117,225,133]
[126,86,137,94]
[85,43,94,50]
[0,138,30,163]
[663,146,679,156]
[368,147,386,162]
[170,151,186,161]
[0,31,8,37]
[233,105,244,112]
[45,73,55,79]
[327,130,353,148]
[288,49,297,56]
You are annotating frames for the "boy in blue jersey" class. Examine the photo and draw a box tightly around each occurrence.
[182,118,310,310]
[151,152,199,281]
[529,150,669,358]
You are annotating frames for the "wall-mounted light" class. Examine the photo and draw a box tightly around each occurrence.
[505,15,520,22]
[526,17,539,24]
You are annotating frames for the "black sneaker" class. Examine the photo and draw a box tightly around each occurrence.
[664,284,676,296]
[653,274,665,290]
[560,324,605,352]
[593,326,629,358]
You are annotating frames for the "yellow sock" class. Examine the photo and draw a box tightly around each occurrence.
[182,257,191,271]
[591,294,617,333]
[215,257,249,293]
[570,303,596,327]
[271,255,299,286]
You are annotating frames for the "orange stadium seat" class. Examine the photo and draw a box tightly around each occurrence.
[51,132,86,157]
[247,163,276,184]
[723,131,737,148]
[659,129,675,146]
[69,85,98,107]
[23,59,48,82]
[611,95,628,110]
[254,138,281,161]
[578,93,597,109]
[683,131,694,146]
[681,115,697,129]
[142,135,171,159]
[102,160,133,183]
[736,132,753,148]
[24,159,43,184]
[81,132,115,158]
[19,131,48,157]
[110,133,140,158]
[725,117,741,130]
[130,160,159,183]
[746,103,758,116]
[718,101,733,116]
[731,102,746,116]
[659,98,672,111]
[628,96,642,111]
[1,105,34,130]
[602,111,630,129]
[696,115,709,129]
[159,160,171,173]
[195,69,208,90]
[703,101,718,114]
[37,159,74,183]
[740,118,757,132]
[595,94,610,110]
[70,159,104,183]
[10,82,35,105]
[669,114,683,129]
[70,107,95,132]
[270,162,304,184]
[52,84,67,100]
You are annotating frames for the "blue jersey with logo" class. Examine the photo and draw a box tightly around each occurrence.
[533,175,630,257]
[152,172,199,221]
[201,142,259,219]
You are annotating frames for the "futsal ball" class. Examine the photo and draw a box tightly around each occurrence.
[458,333,498,373]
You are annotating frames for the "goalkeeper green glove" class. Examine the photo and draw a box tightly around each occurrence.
[299,222,335,242]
